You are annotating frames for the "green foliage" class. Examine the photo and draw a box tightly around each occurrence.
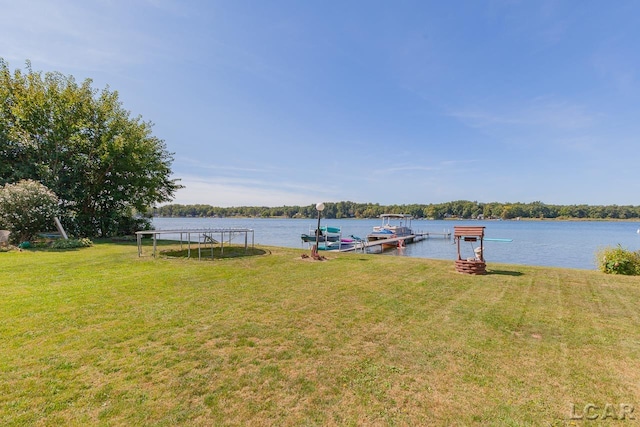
[112,212,153,236]
[0,58,182,238]
[0,179,59,242]
[50,238,93,249]
[597,245,640,275]
[152,200,640,220]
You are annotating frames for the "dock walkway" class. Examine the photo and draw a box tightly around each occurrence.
[337,230,451,253]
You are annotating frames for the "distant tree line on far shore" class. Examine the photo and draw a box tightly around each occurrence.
[151,200,640,221]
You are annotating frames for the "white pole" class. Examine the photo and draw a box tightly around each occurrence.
[53,217,68,239]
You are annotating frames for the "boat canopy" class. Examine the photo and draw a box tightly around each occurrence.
[378,214,413,228]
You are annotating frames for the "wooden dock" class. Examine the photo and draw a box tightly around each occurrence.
[421,230,452,239]
[337,230,451,253]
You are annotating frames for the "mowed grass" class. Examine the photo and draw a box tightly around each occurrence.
[1,241,639,426]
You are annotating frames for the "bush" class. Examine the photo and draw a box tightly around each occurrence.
[596,245,640,275]
[0,180,59,243]
[49,238,93,249]
[114,214,153,236]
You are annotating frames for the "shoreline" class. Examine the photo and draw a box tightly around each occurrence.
[152,215,640,223]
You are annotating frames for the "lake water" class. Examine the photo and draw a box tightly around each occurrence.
[151,217,640,270]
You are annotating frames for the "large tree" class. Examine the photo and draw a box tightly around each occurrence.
[0,59,181,237]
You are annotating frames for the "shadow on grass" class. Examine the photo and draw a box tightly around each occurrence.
[16,243,86,252]
[25,247,84,252]
[334,257,370,262]
[487,269,524,276]
[160,247,268,260]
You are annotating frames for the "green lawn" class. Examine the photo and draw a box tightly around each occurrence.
[1,241,639,426]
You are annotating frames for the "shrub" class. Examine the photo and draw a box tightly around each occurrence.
[50,238,93,249]
[0,180,59,243]
[114,213,153,236]
[596,245,640,275]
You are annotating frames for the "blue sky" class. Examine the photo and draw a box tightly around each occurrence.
[1,0,639,207]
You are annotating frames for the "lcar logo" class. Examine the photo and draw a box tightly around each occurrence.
[569,403,635,421]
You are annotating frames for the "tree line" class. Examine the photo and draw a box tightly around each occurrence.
[151,200,640,220]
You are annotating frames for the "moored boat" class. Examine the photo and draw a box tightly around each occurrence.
[301,225,342,243]
[367,214,415,247]
[300,233,339,243]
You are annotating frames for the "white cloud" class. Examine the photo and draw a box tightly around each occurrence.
[0,0,171,73]
[175,157,276,174]
[591,47,637,94]
[168,174,339,207]
[450,97,596,130]
[375,165,440,174]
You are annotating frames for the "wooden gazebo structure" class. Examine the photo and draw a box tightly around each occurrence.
[453,226,487,275]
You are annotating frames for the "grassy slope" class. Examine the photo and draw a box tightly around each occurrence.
[1,242,639,426]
